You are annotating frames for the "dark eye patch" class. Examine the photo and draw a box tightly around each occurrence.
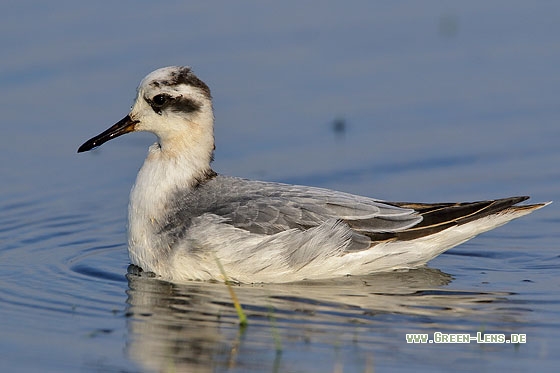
[169,96,202,114]
[147,94,202,115]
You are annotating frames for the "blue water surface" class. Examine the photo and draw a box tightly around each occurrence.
[1,1,559,372]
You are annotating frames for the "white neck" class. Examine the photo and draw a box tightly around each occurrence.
[127,120,215,273]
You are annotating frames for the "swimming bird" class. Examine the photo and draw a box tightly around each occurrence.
[78,66,548,283]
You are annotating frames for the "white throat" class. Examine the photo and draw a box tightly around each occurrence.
[127,115,215,273]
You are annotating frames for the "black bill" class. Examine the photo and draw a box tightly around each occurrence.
[77,115,139,153]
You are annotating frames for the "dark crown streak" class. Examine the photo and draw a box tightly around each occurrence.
[149,66,211,99]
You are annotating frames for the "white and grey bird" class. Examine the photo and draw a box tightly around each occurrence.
[78,66,548,283]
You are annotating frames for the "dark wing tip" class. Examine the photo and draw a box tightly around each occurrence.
[365,196,548,244]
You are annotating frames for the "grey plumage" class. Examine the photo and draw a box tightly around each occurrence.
[159,176,543,256]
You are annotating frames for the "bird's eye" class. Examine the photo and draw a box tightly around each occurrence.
[152,94,169,106]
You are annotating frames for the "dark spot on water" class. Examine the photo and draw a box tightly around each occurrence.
[438,13,459,38]
[88,328,114,338]
[331,117,347,138]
